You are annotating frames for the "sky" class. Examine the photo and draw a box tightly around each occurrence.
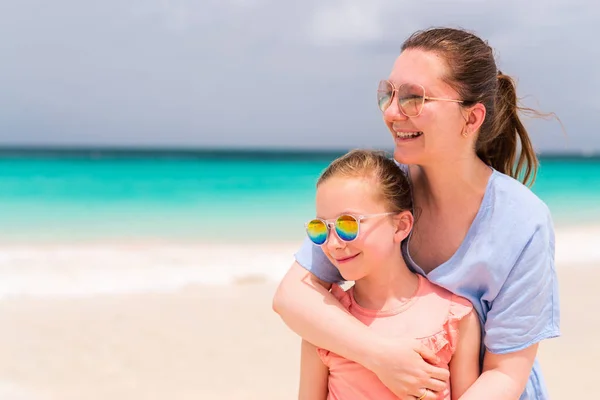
[0,0,597,153]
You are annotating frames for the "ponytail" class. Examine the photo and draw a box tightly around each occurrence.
[401,28,561,187]
[476,72,538,186]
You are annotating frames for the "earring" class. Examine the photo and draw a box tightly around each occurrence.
[462,130,468,137]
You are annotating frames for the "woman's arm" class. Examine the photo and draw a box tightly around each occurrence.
[298,340,329,400]
[273,262,450,398]
[448,310,481,400]
[458,210,558,398]
[273,262,367,362]
[457,344,538,399]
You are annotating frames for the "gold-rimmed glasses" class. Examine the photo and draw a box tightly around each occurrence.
[377,80,464,116]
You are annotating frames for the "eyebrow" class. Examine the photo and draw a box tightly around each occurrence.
[387,78,440,91]
[387,77,424,85]
[315,210,362,219]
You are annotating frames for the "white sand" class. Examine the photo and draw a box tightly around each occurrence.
[0,267,596,399]
[0,225,597,399]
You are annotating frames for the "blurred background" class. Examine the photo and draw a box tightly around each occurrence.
[0,1,598,399]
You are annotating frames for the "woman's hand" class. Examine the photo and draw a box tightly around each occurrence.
[366,337,449,399]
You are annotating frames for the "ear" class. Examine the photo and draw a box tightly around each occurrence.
[393,210,413,243]
[463,102,486,135]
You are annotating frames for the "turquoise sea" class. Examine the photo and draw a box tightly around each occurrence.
[1,149,599,244]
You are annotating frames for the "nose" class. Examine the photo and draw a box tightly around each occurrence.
[325,228,345,251]
[383,95,408,123]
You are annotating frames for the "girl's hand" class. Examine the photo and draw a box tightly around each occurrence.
[367,337,449,399]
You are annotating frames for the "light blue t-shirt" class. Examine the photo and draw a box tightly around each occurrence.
[294,168,560,400]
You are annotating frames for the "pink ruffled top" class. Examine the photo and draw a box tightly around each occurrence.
[317,274,473,400]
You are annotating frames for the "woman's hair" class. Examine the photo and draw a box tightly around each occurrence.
[402,27,556,186]
[317,149,412,213]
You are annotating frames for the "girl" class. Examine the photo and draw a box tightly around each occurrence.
[298,150,480,400]
[274,27,559,400]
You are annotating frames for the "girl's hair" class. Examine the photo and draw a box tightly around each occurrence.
[317,149,412,213]
[402,27,557,186]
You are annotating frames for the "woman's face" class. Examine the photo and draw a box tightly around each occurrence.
[382,49,470,166]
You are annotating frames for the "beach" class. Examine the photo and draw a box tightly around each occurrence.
[3,1,600,396]
[0,225,598,399]
[0,152,598,399]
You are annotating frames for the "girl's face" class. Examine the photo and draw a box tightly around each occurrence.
[382,49,472,166]
[315,176,410,282]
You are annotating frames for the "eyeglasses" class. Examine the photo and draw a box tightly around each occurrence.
[377,80,464,117]
[305,212,396,246]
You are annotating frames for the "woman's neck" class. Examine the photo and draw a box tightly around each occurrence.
[352,254,419,311]
[411,153,492,210]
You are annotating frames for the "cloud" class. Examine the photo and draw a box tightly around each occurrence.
[308,0,386,46]
[0,0,597,152]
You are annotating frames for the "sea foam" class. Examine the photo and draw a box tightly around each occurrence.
[0,226,597,299]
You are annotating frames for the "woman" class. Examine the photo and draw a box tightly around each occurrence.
[273,27,559,400]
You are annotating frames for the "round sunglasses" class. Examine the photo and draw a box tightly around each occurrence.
[305,212,396,246]
[377,80,464,117]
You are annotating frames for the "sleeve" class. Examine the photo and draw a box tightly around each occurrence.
[294,236,344,283]
[484,210,561,354]
[393,159,408,172]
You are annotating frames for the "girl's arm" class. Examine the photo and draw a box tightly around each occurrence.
[457,345,538,399]
[273,262,450,398]
[298,340,329,400]
[448,310,481,400]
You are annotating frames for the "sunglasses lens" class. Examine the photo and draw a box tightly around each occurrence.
[306,219,328,245]
[335,215,359,241]
[377,80,393,112]
[397,83,425,117]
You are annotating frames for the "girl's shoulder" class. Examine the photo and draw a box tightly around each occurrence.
[418,277,473,316]
[417,279,474,362]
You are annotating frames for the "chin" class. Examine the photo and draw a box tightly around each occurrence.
[337,268,367,283]
[393,147,422,166]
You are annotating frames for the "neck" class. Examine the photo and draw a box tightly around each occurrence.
[412,152,492,209]
[352,252,419,311]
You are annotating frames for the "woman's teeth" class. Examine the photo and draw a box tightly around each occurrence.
[396,131,423,139]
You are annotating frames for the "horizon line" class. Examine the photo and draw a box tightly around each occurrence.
[0,145,597,160]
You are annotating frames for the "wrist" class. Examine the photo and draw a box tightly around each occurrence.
[357,334,389,372]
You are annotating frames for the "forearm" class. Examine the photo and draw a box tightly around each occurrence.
[273,263,379,369]
[458,344,538,400]
[458,369,523,400]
